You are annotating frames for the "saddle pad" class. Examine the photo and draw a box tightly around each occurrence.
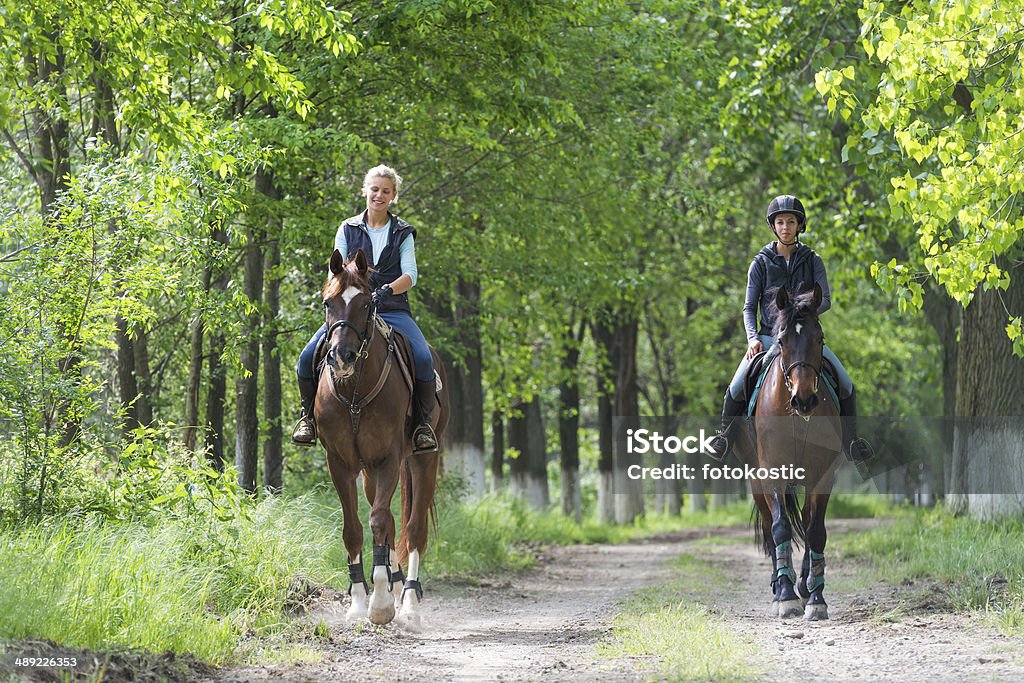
[747,356,840,416]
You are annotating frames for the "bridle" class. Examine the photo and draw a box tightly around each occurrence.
[780,329,824,396]
[322,294,396,436]
[782,358,821,395]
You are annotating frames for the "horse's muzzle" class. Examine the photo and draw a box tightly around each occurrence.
[327,346,357,379]
[790,392,819,416]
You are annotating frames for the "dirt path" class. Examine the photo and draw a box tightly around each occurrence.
[691,520,1024,682]
[210,521,1024,682]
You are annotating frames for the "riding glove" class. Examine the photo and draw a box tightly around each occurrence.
[371,284,393,306]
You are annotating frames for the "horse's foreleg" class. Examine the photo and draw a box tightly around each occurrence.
[328,458,367,622]
[389,547,405,608]
[397,451,439,632]
[798,503,812,603]
[803,493,830,621]
[769,490,801,618]
[367,461,400,625]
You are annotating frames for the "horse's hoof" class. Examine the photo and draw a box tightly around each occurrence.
[345,605,367,622]
[778,599,803,619]
[397,611,422,633]
[768,600,779,617]
[369,605,396,625]
[804,604,829,621]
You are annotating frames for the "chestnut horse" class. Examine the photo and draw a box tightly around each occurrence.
[315,249,449,629]
[734,284,844,621]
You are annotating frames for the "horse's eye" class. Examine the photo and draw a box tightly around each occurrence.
[322,300,328,308]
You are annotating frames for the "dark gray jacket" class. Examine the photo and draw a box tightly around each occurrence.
[743,242,831,340]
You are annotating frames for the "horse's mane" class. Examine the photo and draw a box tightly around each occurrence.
[769,287,819,338]
[322,261,372,301]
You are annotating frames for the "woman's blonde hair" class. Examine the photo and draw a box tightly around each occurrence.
[362,164,403,200]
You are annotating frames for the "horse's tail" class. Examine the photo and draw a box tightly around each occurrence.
[398,456,412,566]
[397,454,438,568]
[752,487,806,556]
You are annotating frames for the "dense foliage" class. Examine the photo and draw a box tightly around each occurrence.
[1,0,1018,526]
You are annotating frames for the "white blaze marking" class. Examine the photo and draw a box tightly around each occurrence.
[341,286,361,305]
[795,323,803,336]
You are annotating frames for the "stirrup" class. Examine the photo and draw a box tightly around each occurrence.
[705,433,729,462]
[847,437,875,463]
[412,423,438,454]
[291,415,317,446]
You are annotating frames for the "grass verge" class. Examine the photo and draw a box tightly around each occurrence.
[0,480,898,665]
[598,554,760,682]
[831,504,1024,633]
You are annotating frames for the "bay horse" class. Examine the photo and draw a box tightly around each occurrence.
[734,284,844,621]
[315,248,449,629]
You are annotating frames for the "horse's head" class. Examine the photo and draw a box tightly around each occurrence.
[321,249,374,379]
[772,283,825,417]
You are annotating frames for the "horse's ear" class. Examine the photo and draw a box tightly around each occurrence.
[811,282,822,309]
[329,249,344,275]
[775,287,790,311]
[353,249,368,275]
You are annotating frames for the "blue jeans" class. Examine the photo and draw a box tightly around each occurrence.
[727,335,853,400]
[296,311,434,382]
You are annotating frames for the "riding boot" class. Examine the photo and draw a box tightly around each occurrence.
[412,378,438,454]
[290,376,319,446]
[706,394,746,462]
[838,388,875,465]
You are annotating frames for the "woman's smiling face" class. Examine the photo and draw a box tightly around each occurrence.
[364,176,396,213]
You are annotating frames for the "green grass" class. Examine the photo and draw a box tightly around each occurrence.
[832,504,1024,633]
[0,477,904,665]
[0,495,347,664]
[598,553,760,682]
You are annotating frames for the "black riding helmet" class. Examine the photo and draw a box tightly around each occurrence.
[766,195,807,232]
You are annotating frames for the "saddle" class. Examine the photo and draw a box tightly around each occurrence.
[743,351,840,416]
[314,315,442,420]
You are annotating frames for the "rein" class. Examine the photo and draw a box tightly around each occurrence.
[324,301,396,436]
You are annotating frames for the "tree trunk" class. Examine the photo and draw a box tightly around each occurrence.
[507,399,527,499]
[613,315,644,524]
[204,227,230,470]
[490,409,504,491]
[262,233,283,494]
[592,321,616,524]
[955,257,1024,519]
[26,36,75,451]
[116,316,140,434]
[184,261,213,452]
[507,394,548,509]
[593,311,644,524]
[28,37,71,217]
[558,318,585,521]
[922,285,960,507]
[235,172,268,494]
[205,338,227,470]
[436,277,486,495]
[133,328,153,426]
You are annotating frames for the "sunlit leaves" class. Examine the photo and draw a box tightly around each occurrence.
[815,0,1024,353]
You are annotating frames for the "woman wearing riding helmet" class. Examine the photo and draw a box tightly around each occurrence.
[706,194,874,465]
